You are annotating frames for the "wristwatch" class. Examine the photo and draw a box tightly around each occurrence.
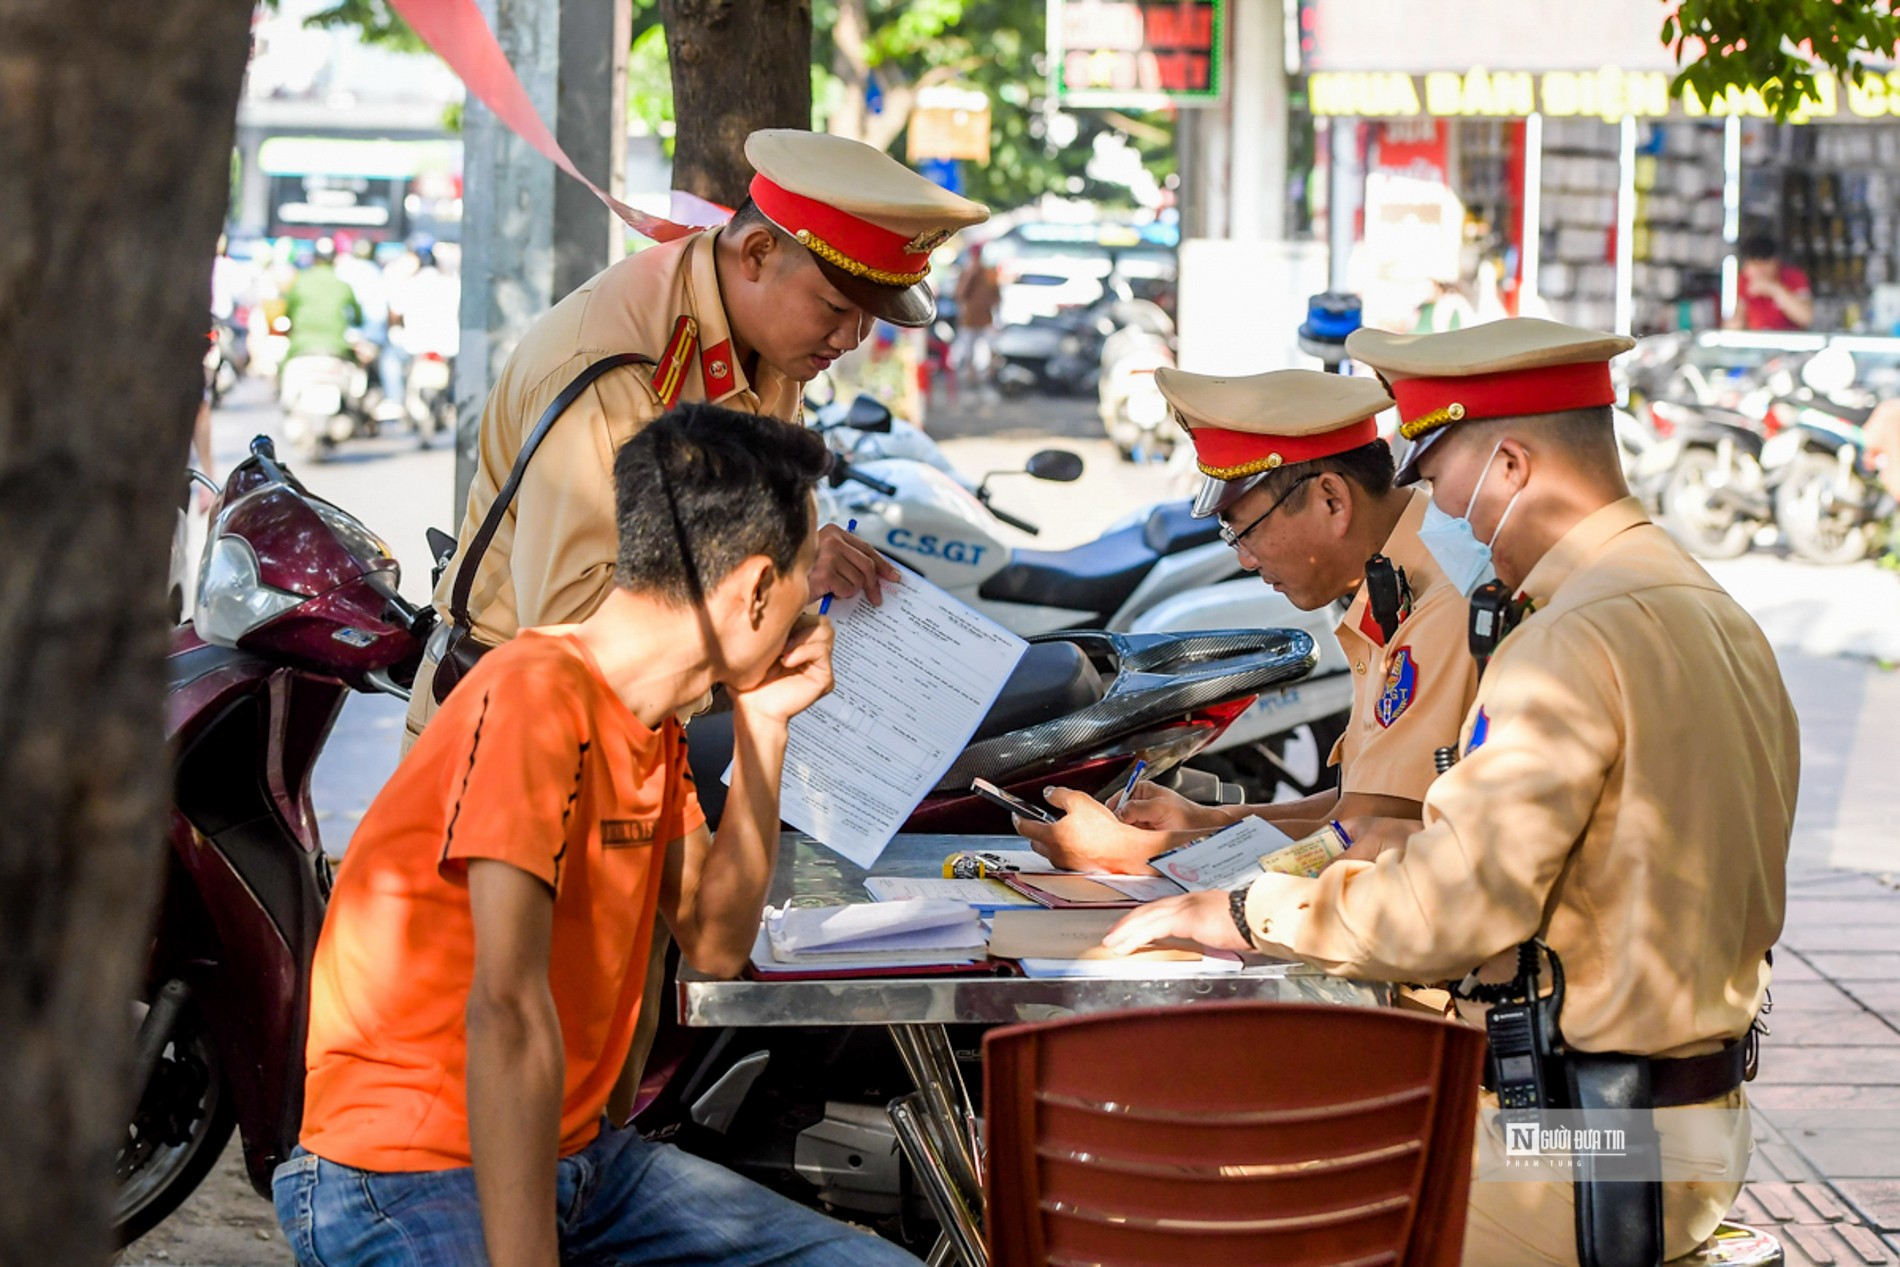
[1228,887,1253,947]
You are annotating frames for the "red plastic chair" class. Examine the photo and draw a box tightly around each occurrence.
[982,1002,1487,1267]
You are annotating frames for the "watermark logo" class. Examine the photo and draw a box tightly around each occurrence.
[1500,1118,1628,1165]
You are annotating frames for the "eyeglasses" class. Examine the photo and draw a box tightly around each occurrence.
[1218,474,1318,551]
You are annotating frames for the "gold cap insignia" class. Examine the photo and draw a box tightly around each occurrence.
[903,227,953,254]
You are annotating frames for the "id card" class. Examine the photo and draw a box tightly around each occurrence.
[1150,818,1294,891]
[1258,822,1349,878]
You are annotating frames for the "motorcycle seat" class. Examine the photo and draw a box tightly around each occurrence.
[979,523,1157,620]
[1142,501,1222,554]
[969,641,1104,743]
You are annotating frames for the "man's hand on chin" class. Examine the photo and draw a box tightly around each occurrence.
[809,522,902,607]
[1011,787,1171,875]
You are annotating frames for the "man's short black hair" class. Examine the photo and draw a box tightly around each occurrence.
[613,404,830,605]
[1244,439,1397,512]
[1741,233,1779,262]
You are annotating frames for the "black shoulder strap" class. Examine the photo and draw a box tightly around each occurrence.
[449,352,653,627]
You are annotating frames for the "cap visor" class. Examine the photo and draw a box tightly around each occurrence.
[814,257,936,327]
[1393,429,1442,486]
[1192,472,1261,518]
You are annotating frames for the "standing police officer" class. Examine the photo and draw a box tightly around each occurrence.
[1017,368,1478,872]
[406,129,988,743]
[1109,318,1799,1265]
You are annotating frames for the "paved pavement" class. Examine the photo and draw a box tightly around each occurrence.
[131,378,1900,1264]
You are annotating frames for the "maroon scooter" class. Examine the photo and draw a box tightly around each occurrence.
[117,436,430,1244]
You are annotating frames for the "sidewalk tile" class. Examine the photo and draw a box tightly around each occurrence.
[1777,952,1830,983]
[1751,1085,1900,1112]
[1752,1047,1900,1085]
[1773,982,1874,1010]
[1786,899,1900,927]
[1787,927,1900,954]
[1767,1013,1900,1046]
[1835,1182,1900,1232]
[1847,985,1900,1018]
[1804,955,1900,983]
[1760,1127,1900,1180]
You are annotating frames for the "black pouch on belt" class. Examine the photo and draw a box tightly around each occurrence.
[1566,1055,1664,1267]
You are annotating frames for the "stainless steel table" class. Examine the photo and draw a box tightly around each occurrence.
[678,834,1389,1267]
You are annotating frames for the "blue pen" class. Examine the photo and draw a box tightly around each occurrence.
[1330,819,1354,850]
[1114,760,1149,813]
[818,518,858,615]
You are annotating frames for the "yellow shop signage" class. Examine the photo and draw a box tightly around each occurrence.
[1309,66,1900,123]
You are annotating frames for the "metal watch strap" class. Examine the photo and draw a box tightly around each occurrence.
[446,351,652,627]
[1228,887,1253,946]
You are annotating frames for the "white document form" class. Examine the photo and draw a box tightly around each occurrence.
[1151,817,1295,891]
[759,568,1028,868]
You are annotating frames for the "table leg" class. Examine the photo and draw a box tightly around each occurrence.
[888,1024,983,1197]
[890,1093,987,1267]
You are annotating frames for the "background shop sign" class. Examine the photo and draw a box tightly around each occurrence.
[1309,67,1900,123]
[1296,0,1676,74]
[1051,0,1225,108]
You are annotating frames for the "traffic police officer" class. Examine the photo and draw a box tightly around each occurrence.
[406,128,989,743]
[1017,368,1478,872]
[1107,318,1799,1265]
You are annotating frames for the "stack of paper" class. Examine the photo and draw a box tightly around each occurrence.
[863,876,1038,910]
[1002,872,1183,908]
[758,900,987,972]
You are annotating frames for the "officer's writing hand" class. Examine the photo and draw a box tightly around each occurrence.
[1013,787,1170,875]
[1330,815,1418,868]
[1104,890,1251,955]
[1117,782,1233,833]
[810,523,902,608]
[730,615,835,726]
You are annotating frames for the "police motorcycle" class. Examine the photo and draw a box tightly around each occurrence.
[801,393,1355,803]
[1763,344,1893,565]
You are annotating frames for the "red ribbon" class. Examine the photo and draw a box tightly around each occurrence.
[388,0,703,242]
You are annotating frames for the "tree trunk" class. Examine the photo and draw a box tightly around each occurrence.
[0,3,253,1263]
[660,0,813,208]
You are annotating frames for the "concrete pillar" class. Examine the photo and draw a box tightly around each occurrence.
[455,0,629,516]
[1226,0,1287,240]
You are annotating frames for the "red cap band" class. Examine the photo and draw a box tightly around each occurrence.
[749,175,929,283]
[1192,417,1381,480]
[1392,361,1615,439]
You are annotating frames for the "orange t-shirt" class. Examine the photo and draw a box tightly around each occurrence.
[300,631,705,1172]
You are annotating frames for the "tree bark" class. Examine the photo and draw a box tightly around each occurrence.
[0,3,254,1263]
[660,0,813,208]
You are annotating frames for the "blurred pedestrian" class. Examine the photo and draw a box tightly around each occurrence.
[1729,234,1814,331]
[336,236,402,417]
[389,246,460,360]
[283,238,361,363]
[952,243,1000,396]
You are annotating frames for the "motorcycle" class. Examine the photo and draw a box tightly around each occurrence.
[277,354,362,461]
[1096,306,1177,462]
[117,437,431,1244]
[808,395,1356,802]
[1765,346,1893,565]
[403,350,456,447]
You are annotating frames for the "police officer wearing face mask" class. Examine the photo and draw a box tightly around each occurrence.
[1107,318,1800,1267]
[1016,368,1478,875]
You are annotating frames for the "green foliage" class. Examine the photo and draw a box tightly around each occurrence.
[1666,0,1900,120]
[813,0,1174,210]
[301,0,430,54]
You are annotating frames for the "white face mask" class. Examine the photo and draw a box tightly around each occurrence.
[1416,441,1523,597]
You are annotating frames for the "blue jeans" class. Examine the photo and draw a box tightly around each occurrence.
[272,1122,920,1266]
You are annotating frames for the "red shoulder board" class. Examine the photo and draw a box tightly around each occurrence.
[700,338,736,398]
[652,315,699,409]
[1358,601,1388,647]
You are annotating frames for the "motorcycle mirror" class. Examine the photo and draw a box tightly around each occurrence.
[1801,345,1856,397]
[845,394,894,433]
[1026,449,1085,482]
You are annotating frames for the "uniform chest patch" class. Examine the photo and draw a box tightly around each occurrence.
[1466,707,1490,754]
[1376,647,1417,728]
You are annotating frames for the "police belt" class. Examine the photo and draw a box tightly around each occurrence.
[1482,1037,1749,1107]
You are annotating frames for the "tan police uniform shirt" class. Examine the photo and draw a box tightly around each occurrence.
[1330,487,1478,804]
[405,230,801,738]
[1246,498,1799,1058]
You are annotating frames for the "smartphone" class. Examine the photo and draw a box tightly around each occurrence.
[970,778,1056,823]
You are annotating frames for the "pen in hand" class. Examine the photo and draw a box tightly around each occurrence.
[1113,760,1148,816]
[818,518,857,616]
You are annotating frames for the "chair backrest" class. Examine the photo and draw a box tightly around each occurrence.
[983,1001,1486,1267]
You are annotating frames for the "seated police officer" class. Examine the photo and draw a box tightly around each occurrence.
[1108,318,1799,1266]
[1017,368,1477,873]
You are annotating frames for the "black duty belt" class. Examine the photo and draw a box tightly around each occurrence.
[1483,1038,1747,1108]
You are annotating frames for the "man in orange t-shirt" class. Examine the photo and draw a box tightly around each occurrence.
[276,405,917,1266]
